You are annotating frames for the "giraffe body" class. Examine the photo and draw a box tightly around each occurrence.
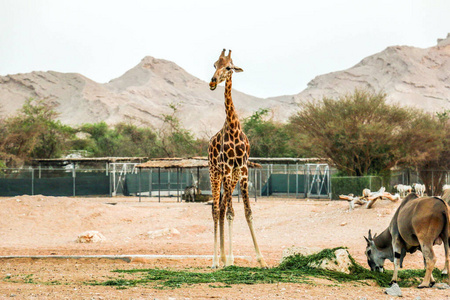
[208,49,267,268]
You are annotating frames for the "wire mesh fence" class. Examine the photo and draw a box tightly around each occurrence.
[389,169,449,196]
[0,166,447,199]
[330,176,383,199]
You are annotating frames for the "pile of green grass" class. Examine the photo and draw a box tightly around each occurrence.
[91,247,448,289]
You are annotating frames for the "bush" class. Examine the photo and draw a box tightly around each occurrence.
[331,176,382,199]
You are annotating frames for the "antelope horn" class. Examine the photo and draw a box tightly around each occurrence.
[368,229,373,240]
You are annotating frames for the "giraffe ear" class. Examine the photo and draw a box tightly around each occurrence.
[233,66,244,73]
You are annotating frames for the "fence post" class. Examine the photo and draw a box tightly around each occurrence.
[31,168,34,196]
[149,169,152,197]
[168,169,171,197]
[138,168,142,202]
[158,168,161,203]
[254,168,257,202]
[72,163,76,197]
[177,168,180,203]
[287,163,290,197]
[295,163,298,199]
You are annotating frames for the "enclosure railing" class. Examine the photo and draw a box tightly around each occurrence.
[0,167,447,199]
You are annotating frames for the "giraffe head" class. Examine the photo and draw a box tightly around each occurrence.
[209,49,243,91]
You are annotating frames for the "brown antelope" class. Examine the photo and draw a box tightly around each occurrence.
[365,193,450,288]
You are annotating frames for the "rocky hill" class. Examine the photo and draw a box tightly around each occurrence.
[285,34,450,112]
[0,57,296,138]
[1,34,449,138]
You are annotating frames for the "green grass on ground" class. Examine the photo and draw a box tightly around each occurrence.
[89,247,449,289]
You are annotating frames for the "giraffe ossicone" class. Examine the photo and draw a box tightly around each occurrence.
[208,49,267,269]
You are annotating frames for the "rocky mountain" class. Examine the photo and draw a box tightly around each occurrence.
[1,34,449,138]
[286,34,450,112]
[0,57,296,138]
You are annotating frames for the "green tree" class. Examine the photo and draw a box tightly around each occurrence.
[155,103,208,157]
[289,90,444,176]
[415,110,450,195]
[243,108,295,157]
[78,122,122,156]
[0,98,74,166]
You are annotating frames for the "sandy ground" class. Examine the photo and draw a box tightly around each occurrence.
[0,195,449,299]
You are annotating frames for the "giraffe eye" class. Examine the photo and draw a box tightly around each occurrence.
[226,66,231,71]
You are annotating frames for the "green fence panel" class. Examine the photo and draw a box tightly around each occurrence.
[75,173,110,196]
[331,176,382,200]
[125,171,191,195]
[261,174,305,195]
[0,178,33,196]
[34,177,73,196]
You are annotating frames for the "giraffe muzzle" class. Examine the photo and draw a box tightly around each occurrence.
[209,79,217,90]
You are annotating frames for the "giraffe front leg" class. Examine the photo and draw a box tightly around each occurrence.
[212,196,220,269]
[212,213,219,269]
[210,172,222,269]
[226,201,235,267]
[219,199,226,266]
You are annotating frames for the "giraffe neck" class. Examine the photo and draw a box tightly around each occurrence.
[224,74,241,131]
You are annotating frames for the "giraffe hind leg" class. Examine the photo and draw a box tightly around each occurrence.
[240,176,268,268]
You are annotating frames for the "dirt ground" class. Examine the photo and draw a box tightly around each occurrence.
[0,195,449,299]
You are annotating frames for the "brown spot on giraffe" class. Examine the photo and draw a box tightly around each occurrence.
[208,49,267,269]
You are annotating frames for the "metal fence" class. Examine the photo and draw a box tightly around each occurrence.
[1,166,447,199]
[389,169,449,196]
[0,167,109,197]
[0,164,331,199]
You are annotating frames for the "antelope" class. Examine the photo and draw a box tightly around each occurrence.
[364,193,450,288]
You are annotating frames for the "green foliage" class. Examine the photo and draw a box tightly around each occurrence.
[73,103,208,159]
[89,248,448,289]
[330,176,382,199]
[0,98,75,166]
[243,109,307,157]
[415,110,450,195]
[289,89,447,176]
[78,122,161,157]
[154,102,208,158]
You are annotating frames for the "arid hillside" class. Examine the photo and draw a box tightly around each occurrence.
[1,35,449,137]
[284,34,450,112]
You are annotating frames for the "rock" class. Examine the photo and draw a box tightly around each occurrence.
[384,282,402,297]
[434,283,450,289]
[75,231,106,243]
[280,246,353,274]
[281,246,323,258]
[147,228,180,239]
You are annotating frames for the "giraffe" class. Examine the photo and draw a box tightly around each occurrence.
[208,49,268,269]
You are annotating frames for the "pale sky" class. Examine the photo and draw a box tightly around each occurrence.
[1,0,449,98]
